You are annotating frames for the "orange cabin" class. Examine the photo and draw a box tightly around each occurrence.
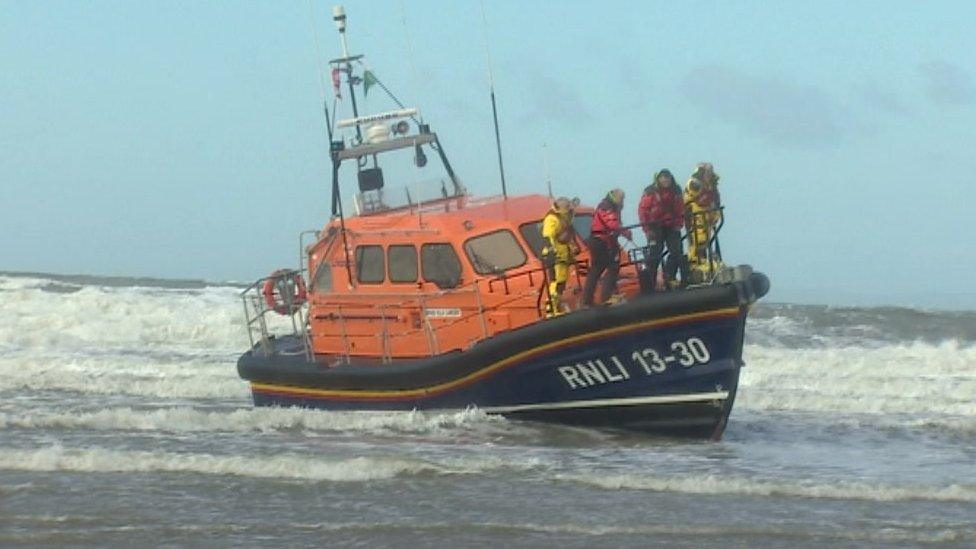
[303,192,642,361]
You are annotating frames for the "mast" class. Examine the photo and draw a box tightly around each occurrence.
[332,5,362,143]
[330,5,355,286]
[489,82,507,198]
[480,2,507,198]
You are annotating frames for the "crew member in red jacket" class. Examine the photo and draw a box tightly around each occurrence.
[581,188,632,306]
[638,169,690,291]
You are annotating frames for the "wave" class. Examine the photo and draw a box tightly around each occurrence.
[0,271,240,291]
[0,444,537,482]
[0,275,276,355]
[3,273,975,420]
[3,340,974,416]
[4,518,968,545]
[4,275,975,358]
[738,341,976,416]
[749,303,976,347]
[0,406,509,437]
[0,356,247,400]
[558,472,976,503]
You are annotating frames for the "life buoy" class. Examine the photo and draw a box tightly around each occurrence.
[262,269,308,315]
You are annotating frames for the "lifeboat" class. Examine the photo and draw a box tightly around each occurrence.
[236,6,769,439]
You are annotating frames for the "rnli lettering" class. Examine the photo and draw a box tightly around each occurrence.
[558,358,629,389]
[556,337,711,390]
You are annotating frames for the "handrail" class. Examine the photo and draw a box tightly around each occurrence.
[310,283,537,353]
[240,268,311,359]
[298,230,320,283]
[621,206,726,283]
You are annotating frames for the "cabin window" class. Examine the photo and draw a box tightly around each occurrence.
[464,230,528,275]
[421,243,462,289]
[388,245,418,283]
[519,214,594,259]
[518,222,547,259]
[572,213,593,240]
[355,245,385,283]
[311,261,333,292]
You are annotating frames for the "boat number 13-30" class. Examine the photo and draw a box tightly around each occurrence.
[556,337,712,390]
[631,338,711,374]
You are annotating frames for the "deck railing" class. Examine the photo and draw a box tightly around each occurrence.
[310,282,538,363]
[240,269,312,361]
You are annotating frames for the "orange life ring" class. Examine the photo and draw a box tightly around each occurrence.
[262,269,308,315]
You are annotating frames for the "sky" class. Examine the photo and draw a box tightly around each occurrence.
[1,0,975,309]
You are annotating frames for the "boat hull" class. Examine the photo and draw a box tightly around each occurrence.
[238,272,767,438]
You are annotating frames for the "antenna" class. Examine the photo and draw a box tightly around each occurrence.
[480,1,507,198]
[332,5,362,142]
[543,142,553,198]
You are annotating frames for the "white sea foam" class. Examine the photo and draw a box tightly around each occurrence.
[437,521,972,544]
[0,406,506,436]
[0,356,248,400]
[739,340,976,416]
[558,472,976,503]
[0,445,436,481]
[0,276,285,355]
[0,445,537,481]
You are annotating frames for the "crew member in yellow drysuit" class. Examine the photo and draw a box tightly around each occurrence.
[541,197,578,317]
[684,163,723,283]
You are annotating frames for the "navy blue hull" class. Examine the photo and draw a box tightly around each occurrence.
[238,273,767,438]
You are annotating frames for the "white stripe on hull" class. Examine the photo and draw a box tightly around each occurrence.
[481,391,730,414]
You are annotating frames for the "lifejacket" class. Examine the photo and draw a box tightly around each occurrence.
[590,199,626,246]
[684,177,722,229]
[638,184,684,230]
[541,207,573,262]
[685,177,721,210]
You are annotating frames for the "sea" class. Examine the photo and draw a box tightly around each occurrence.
[1,272,974,547]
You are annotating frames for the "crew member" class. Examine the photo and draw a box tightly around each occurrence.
[638,169,689,291]
[581,189,632,307]
[684,162,722,282]
[541,197,578,317]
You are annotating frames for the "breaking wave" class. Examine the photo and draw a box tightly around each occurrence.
[559,472,976,503]
[0,275,269,355]
[0,406,506,436]
[0,356,247,400]
[738,341,976,416]
[0,444,536,482]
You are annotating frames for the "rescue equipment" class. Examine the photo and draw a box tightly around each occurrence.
[262,269,307,315]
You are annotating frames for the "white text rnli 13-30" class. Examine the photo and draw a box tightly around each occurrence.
[557,337,711,390]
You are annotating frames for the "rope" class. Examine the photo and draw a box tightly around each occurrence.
[355,59,420,125]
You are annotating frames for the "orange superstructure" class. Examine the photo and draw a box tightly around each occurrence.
[302,192,641,360]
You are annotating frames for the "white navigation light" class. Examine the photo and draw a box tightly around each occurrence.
[332,5,346,32]
[337,108,419,129]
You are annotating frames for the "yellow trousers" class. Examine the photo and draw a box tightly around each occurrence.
[546,261,570,317]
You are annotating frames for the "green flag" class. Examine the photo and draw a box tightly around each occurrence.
[363,70,378,96]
